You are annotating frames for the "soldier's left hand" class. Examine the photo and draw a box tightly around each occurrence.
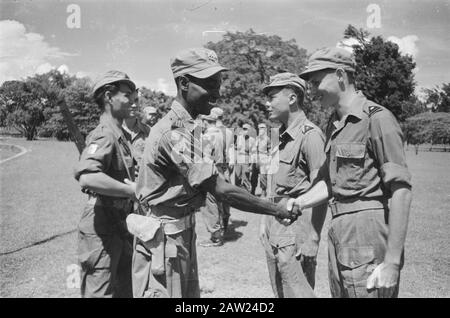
[366,262,400,298]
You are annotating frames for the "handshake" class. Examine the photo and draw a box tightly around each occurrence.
[274,197,304,224]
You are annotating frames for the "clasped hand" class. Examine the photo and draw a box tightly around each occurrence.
[275,198,302,224]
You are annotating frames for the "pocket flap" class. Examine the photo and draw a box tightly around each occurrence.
[337,246,375,269]
[126,214,161,242]
[336,142,366,159]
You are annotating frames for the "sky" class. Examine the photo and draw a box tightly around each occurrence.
[1,0,449,97]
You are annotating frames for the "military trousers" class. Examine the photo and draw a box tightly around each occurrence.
[200,192,230,238]
[78,230,133,298]
[327,208,401,298]
[132,226,200,298]
[265,244,316,298]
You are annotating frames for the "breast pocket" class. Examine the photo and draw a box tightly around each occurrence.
[112,151,134,178]
[335,142,366,189]
[277,150,302,189]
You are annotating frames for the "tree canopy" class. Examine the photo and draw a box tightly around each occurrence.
[404,112,450,145]
[423,83,450,113]
[343,25,417,121]
[205,29,309,129]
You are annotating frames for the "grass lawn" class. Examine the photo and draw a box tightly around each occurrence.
[1,137,449,298]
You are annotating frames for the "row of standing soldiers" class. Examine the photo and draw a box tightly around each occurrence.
[74,47,412,298]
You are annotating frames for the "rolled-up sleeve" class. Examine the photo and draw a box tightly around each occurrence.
[370,111,412,190]
[74,131,114,181]
[160,129,217,188]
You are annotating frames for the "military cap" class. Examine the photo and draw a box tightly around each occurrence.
[171,48,228,79]
[92,70,136,96]
[242,123,252,130]
[143,106,157,114]
[299,47,356,80]
[262,72,306,94]
[202,107,224,121]
[258,123,267,129]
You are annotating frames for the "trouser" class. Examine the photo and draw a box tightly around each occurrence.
[78,231,133,298]
[234,163,252,192]
[132,226,200,298]
[265,244,316,298]
[258,168,267,197]
[327,208,402,298]
[250,163,259,195]
[201,192,226,238]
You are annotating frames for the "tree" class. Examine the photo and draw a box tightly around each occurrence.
[39,76,100,141]
[423,83,450,113]
[0,80,47,140]
[404,112,450,151]
[205,29,309,129]
[343,25,417,121]
[138,87,174,121]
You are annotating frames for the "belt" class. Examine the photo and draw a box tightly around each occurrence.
[329,198,387,218]
[152,213,196,235]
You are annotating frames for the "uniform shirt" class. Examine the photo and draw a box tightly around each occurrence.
[122,119,150,171]
[319,92,412,202]
[74,113,135,234]
[136,100,217,220]
[266,111,326,247]
[216,122,235,165]
[236,134,256,164]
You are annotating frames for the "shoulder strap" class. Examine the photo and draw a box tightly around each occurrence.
[114,138,134,182]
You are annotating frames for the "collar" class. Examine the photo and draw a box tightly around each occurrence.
[280,111,307,141]
[170,100,196,131]
[332,91,366,129]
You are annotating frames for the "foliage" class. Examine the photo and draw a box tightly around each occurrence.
[138,87,174,121]
[404,112,450,145]
[0,80,47,140]
[344,25,417,121]
[205,29,309,129]
[423,83,450,113]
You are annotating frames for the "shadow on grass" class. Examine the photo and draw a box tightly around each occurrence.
[223,219,248,242]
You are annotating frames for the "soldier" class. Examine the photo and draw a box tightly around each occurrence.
[288,47,413,298]
[198,108,231,247]
[130,48,299,298]
[259,73,328,298]
[74,70,137,298]
[256,123,270,197]
[142,106,158,127]
[234,123,257,193]
[122,89,151,176]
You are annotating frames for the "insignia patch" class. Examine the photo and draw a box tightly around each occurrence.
[87,143,98,154]
[368,105,383,117]
[303,125,314,134]
[206,50,218,63]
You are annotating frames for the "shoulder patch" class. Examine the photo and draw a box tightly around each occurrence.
[171,120,184,129]
[368,105,383,117]
[302,125,315,134]
[86,143,98,155]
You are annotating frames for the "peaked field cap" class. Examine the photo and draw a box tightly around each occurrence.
[299,47,356,80]
[262,72,306,94]
[202,107,223,121]
[143,106,157,114]
[171,47,228,78]
[92,70,136,95]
